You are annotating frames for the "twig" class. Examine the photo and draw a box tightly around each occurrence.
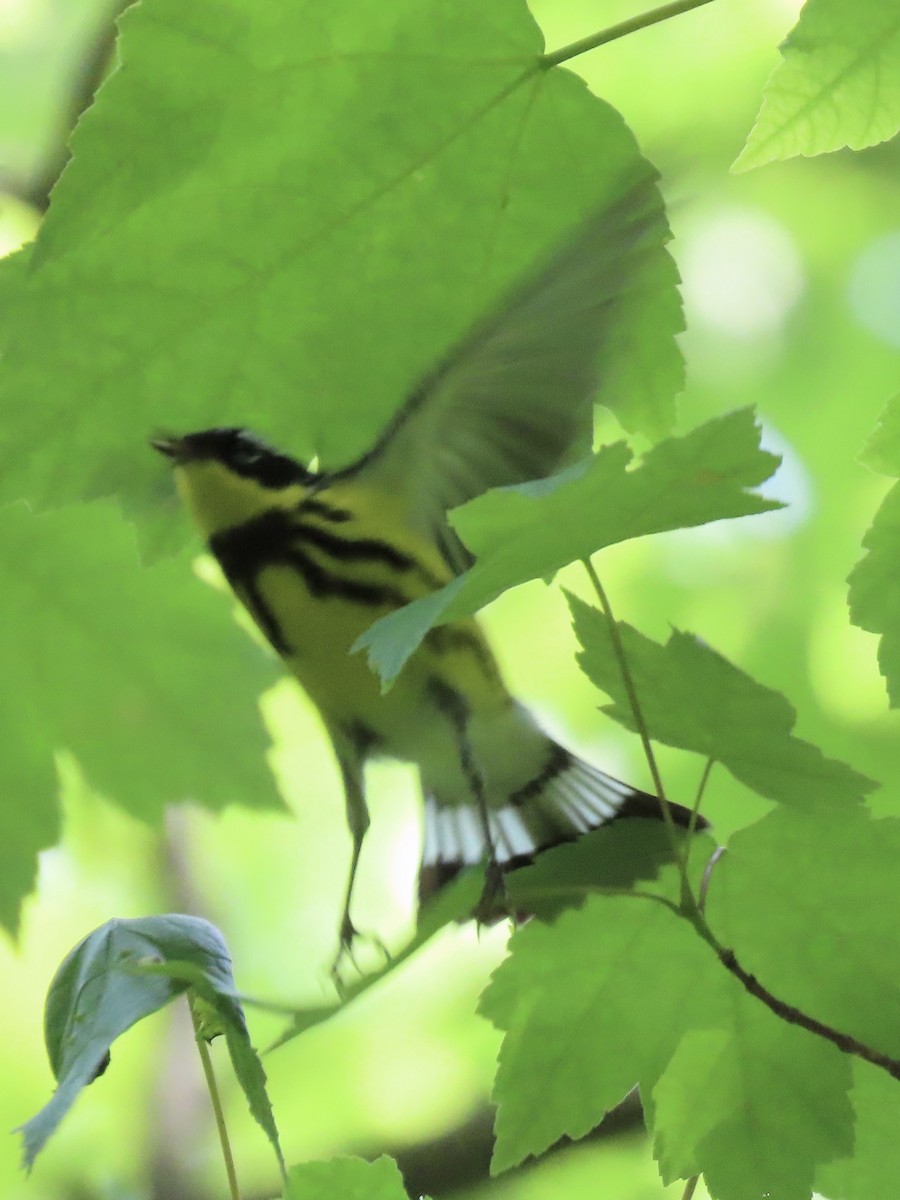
[190,998,242,1200]
[541,0,720,69]
[580,558,692,900]
[717,946,900,1080]
[581,560,673,822]
[690,757,715,834]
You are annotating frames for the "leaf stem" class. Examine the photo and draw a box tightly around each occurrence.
[580,558,691,897]
[698,845,726,913]
[541,0,720,69]
[190,997,241,1200]
[691,758,715,833]
[681,758,716,891]
[681,1175,700,1200]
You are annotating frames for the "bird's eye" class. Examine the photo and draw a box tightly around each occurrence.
[229,442,265,468]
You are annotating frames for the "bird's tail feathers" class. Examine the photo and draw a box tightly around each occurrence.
[418,745,703,903]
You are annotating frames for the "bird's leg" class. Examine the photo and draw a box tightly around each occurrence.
[330,755,388,989]
[431,682,509,925]
[473,818,508,927]
[465,747,508,925]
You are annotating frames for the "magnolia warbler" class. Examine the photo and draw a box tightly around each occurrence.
[153,175,701,967]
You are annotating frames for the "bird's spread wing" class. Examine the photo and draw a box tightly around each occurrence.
[339,169,669,571]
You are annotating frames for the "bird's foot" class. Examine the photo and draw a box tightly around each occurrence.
[329,914,390,996]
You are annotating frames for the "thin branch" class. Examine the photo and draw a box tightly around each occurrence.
[580,560,670,812]
[690,757,715,834]
[681,1177,700,1200]
[190,999,242,1200]
[580,558,690,889]
[717,946,900,1080]
[528,853,900,1106]
[541,0,720,69]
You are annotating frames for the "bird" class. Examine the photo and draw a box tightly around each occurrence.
[152,173,703,971]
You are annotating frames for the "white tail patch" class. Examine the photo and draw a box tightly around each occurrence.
[421,745,662,875]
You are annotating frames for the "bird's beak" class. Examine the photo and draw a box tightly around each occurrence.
[150,433,185,461]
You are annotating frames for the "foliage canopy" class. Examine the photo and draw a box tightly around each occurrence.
[2,0,899,1198]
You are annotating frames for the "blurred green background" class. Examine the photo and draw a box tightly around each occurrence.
[1,0,898,1197]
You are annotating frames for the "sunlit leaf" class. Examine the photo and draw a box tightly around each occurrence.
[707,806,900,1061]
[817,1061,900,1200]
[860,394,900,477]
[0,501,279,931]
[0,245,29,328]
[360,408,781,685]
[653,1008,852,1200]
[848,481,900,705]
[735,0,900,170]
[480,893,723,1174]
[18,915,267,1169]
[569,606,876,810]
[0,0,680,557]
[283,1156,420,1200]
[481,843,856,1190]
[851,393,900,707]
